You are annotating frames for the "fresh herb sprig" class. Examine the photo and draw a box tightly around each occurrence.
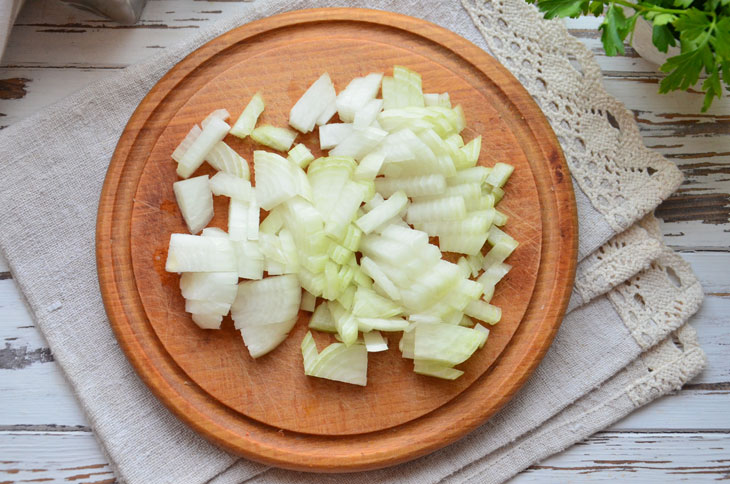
[526,0,730,111]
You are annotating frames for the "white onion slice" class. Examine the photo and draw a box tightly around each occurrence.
[231,274,301,327]
[230,92,264,139]
[177,117,230,179]
[172,175,214,234]
[165,234,237,273]
[290,73,336,133]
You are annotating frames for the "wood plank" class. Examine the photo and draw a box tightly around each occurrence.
[513,432,730,483]
[0,430,114,484]
[1,430,728,483]
[0,68,118,129]
[610,389,730,431]
[0,364,89,427]
[4,0,251,66]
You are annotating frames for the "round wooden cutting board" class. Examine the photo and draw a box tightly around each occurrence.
[96,8,577,472]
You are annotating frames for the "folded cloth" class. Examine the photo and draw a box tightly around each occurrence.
[0,0,704,483]
[0,0,24,62]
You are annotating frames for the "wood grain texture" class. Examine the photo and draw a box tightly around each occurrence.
[96,8,576,471]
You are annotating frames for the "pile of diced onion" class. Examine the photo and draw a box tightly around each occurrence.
[165,66,517,386]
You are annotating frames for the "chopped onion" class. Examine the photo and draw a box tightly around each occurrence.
[209,171,253,201]
[165,65,519,383]
[353,98,384,129]
[301,291,317,312]
[355,190,408,234]
[172,175,214,234]
[301,331,368,386]
[172,125,202,163]
[336,72,383,122]
[363,331,388,352]
[414,323,486,365]
[250,125,297,152]
[230,92,264,139]
[206,141,250,179]
[165,233,237,273]
[253,151,298,210]
[319,123,353,150]
[201,108,230,129]
[290,73,336,133]
[241,318,297,359]
[177,117,230,179]
[413,360,463,379]
[180,272,238,303]
[287,143,315,169]
[191,313,223,330]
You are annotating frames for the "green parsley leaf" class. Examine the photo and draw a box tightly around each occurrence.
[673,0,693,7]
[701,68,722,112]
[652,13,677,26]
[652,23,678,52]
[659,43,713,92]
[534,0,585,18]
[674,8,712,43]
[722,60,730,86]
[711,18,730,59]
[589,0,604,16]
[600,4,629,55]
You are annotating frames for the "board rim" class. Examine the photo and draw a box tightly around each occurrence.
[96,7,577,472]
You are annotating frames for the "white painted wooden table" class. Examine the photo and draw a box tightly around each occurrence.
[0,1,728,482]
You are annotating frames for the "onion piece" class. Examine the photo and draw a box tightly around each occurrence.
[319,123,353,150]
[241,318,297,358]
[287,143,315,169]
[185,299,230,316]
[335,72,383,122]
[191,313,224,330]
[253,151,298,210]
[172,175,214,234]
[464,300,501,325]
[180,272,238,304]
[329,126,387,160]
[413,360,463,379]
[414,322,486,365]
[206,141,250,179]
[233,239,264,280]
[230,92,264,139]
[165,233,237,273]
[290,73,336,133]
[231,274,301,328]
[172,125,202,163]
[301,331,368,386]
[357,317,409,332]
[209,172,253,201]
[250,125,297,152]
[177,117,230,179]
[309,301,336,332]
[363,331,388,352]
[353,98,384,129]
[355,190,408,234]
[202,108,230,129]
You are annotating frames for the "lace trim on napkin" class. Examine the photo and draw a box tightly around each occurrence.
[607,241,703,350]
[626,323,706,407]
[462,0,683,232]
[441,323,706,484]
[572,223,664,309]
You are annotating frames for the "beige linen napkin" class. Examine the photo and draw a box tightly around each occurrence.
[0,1,705,483]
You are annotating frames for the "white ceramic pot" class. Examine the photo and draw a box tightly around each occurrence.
[631,17,681,67]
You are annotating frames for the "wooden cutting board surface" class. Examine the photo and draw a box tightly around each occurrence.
[96,8,577,472]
